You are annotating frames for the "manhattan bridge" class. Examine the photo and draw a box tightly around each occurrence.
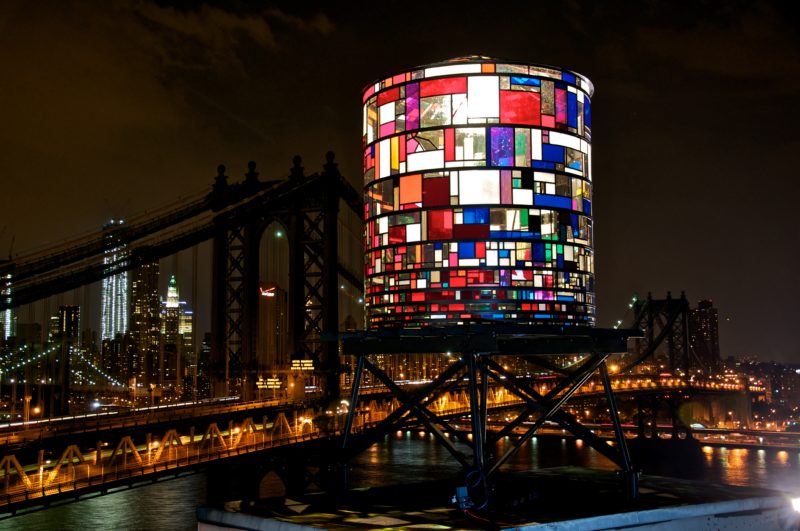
[0,154,762,516]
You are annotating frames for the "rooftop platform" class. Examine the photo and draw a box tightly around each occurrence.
[197,467,800,530]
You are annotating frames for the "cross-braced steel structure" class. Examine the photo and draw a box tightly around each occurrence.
[340,325,642,504]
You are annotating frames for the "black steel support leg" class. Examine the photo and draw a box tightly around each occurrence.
[341,356,364,449]
[600,361,638,501]
[467,352,485,471]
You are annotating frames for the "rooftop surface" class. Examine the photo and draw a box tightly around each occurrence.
[197,467,799,530]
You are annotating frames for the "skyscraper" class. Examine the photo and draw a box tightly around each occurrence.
[1,273,14,340]
[56,305,80,340]
[161,275,192,390]
[129,260,160,384]
[101,219,128,340]
[689,299,720,371]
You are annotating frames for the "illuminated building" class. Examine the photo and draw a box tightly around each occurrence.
[689,299,720,370]
[1,274,14,341]
[130,260,160,384]
[101,219,129,340]
[161,275,192,390]
[363,56,595,328]
[56,305,80,340]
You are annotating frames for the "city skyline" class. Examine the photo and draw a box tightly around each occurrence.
[0,1,798,362]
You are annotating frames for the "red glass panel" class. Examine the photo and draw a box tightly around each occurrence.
[378,87,400,106]
[556,89,567,124]
[423,177,450,207]
[499,91,541,125]
[451,277,467,288]
[388,225,406,244]
[420,77,467,97]
[428,209,453,240]
[399,135,407,162]
[454,224,490,239]
[445,128,455,161]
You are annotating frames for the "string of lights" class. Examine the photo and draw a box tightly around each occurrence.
[612,294,638,329]
[0,344,59,376]
[70,347,123,387]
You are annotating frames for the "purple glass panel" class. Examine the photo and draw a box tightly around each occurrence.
[406,83,420,130]
[490,127,514,166]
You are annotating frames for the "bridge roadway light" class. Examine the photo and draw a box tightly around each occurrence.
[362,56,595,328]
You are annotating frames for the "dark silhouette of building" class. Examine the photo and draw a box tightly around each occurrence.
[689,299,720,371]
[130,261,160,385]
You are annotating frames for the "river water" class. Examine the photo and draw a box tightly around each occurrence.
[4,434,800,530]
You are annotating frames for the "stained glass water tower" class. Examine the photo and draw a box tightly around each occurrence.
[362,56,595,329]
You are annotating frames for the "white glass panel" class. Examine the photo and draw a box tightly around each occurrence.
[487,250,498,266]
[407,150,444,172]
[549,131,581,150]
[425,64,482,77]
[379,102,395,124]
[458,169,500,204]
[531,129,542,160]
[406,224,421,242]
[467,76,499,119]
[452,94,468,124]
[512,189,533,206]
[379,139,391,178]
[379,216,388,234]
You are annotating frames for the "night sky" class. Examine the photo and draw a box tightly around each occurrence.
[1,1,798,362]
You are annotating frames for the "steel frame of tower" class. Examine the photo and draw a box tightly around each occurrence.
[340,325,642,503]
[212,154,359,402]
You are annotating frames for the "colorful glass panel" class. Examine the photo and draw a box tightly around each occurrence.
[363,57,594,328]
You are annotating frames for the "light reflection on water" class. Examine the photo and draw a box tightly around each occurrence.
[4,435,799,530]
[2,472,206,531]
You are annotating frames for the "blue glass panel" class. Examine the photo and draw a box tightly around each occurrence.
[584,99,591,129]
[535,194,572,209]
[463,208,489,224]
[557,255,564,268]
[532,161,555,170]
[460,242,475,258]
[489,127,514,166]
[533,244,545,261]
[562,72,576,84]
[511,76,541,86]
[542,144,565,164]
[535,313,551,319]
[499,250,510,258]
[583,199,591,215]
[567,92,578,128]
[434,242,443,250]
[557,295,575,301]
